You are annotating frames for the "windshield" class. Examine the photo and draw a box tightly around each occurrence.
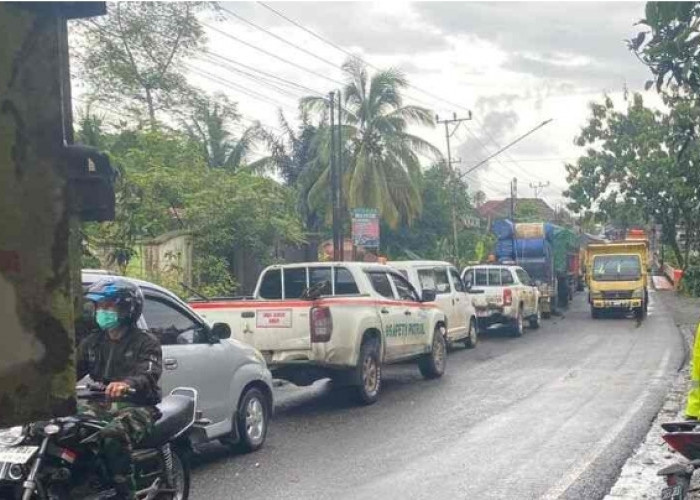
[592,255,642,282]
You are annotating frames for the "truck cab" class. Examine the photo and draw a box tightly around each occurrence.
[586,241,649,319]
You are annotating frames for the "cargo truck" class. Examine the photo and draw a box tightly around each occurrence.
[585,240,649,319]
[492,220,579,318]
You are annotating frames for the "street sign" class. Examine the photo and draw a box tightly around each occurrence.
[352,208,380,248]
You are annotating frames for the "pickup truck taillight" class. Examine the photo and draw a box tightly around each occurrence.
[310,306,332,343]
[503,288,513,306]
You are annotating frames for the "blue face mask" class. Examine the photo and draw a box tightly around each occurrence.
[95,309,120,330]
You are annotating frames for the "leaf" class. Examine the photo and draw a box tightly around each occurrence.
[645,80,655,91]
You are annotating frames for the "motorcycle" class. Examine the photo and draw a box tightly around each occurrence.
[658,420,700,500]
[0,383,198,500]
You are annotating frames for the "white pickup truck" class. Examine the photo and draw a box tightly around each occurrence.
[189,262,448,404]
[461,264,541,337]
[389,260,482,348]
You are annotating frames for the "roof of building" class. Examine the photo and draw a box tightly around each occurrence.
[476,198,557,220]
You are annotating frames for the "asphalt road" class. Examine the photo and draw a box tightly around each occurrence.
[190,289,683,500]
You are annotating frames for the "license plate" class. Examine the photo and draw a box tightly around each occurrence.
[604,300,626,307]
[661,484,683,500]
[0,446,38,465]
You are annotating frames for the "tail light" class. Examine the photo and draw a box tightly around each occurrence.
[663,433,700,460]
[310,306,332,343]
[503,288,513,306]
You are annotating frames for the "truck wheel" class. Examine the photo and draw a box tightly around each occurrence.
[510,310,524,337]
[529,308,541,329]
[419,327,447,379]
[464,319,478,349]
[353,339,381,405]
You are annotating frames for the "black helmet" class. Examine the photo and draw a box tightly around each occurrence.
[85,278,144,327]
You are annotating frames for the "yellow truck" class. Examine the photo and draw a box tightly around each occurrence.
[585,240,649,319]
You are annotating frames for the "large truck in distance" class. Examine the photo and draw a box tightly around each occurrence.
[585,240,649,319]
[492,220,579,317]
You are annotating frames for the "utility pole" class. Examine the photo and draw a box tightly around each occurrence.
[437,111,472,262]
[329,91,339,261]
[510,177,517,259]
[336,90,344,261]
[530,181,550,199]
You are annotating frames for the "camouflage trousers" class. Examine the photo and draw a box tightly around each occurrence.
[77,401,158,498]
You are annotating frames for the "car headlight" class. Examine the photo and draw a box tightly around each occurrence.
[0,426,25,447]
[632,287,645,298]
[590,291,603,299]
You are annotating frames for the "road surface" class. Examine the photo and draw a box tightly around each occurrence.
[191,289,683,499]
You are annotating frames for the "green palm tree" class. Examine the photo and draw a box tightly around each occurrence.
[181,92,259,170]
[302,58,442,228]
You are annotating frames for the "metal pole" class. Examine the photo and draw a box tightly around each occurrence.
[337,90,344,261]
[329,91,338,261]
[444,121,459,261]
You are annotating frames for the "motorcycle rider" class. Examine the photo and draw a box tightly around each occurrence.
[78,278,162,499]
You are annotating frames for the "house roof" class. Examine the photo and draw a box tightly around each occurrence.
[476,198,557,221]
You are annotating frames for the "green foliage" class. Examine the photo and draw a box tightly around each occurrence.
[514,200,540,221]
[680,265,700,296]
[80,125,304,295]
[302,58,443,228]
[73,2,208,127]
[565,93,700,269]
[381,163,487,266]
[631,3,700,94]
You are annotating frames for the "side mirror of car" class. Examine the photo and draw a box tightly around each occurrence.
[211,322,231,340]
[421,289,437,302]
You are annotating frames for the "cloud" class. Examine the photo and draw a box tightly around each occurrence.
[415,2,650,89]
[225,2,449,56]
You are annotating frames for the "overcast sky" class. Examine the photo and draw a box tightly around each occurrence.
[80,1,662,209]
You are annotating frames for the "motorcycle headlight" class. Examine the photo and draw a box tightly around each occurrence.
[0,426,25,447]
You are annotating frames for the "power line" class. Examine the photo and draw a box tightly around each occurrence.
[257,2,474,115]
[220,5,342,70]
[197,55,308,102]
[202,50,325,97]
[201,21,345,87]
[185,63,298,112]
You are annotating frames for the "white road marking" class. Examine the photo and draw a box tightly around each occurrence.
[540,349,672,499]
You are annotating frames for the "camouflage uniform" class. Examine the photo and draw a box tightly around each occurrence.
[77,401,158,496]
[77,326,162,499]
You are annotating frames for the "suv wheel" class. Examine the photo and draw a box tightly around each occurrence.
[464,318,478,349]
[529,308,541,329]
[353,338,381,405]
[511,309,524,337]
[419,327,447,379]
[221,387,269,453]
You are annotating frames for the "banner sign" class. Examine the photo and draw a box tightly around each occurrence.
[352,208,380,248]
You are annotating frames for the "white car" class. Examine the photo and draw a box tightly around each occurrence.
[81,271,273,453]
[461,265,541,337]
[190,262,448,405]
[390,260,482,348]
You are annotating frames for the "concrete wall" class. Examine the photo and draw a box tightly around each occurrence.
[141,231,193,286]
[0,4,80,424]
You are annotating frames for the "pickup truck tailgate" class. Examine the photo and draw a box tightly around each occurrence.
[190,301,312,351]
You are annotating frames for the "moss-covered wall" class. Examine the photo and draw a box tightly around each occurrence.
[0,4,79,425]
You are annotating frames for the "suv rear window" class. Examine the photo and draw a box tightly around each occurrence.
[469,267,514,287]
[259,269,282,299]
[334,267,359,295]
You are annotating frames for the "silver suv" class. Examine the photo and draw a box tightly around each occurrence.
[81,271,273,453]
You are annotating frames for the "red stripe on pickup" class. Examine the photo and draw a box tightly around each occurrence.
[190,298,439,310]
